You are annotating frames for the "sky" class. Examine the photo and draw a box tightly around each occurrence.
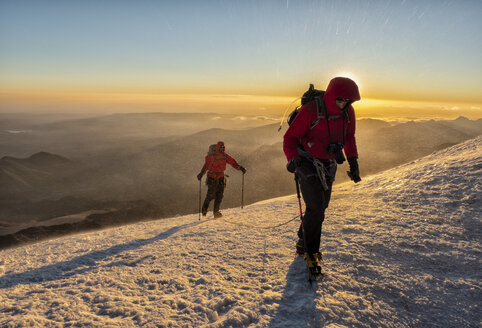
[0,0,481,119]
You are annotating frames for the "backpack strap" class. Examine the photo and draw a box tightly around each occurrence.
[310,94,325,130]
[320,98,348,146]
[311,94,349,145]
[319,96,334,144]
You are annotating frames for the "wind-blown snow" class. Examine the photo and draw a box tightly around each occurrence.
[1,137,481,327]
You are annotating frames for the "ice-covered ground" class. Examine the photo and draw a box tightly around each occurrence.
[0,137,480,327]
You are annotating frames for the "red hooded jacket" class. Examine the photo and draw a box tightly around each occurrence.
[200,141,242,179]
[283,77,361,161]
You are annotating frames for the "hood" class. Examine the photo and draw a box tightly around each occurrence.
[216,141,225,153]
[323,77,361,113]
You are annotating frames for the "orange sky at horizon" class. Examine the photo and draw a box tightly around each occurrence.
[0,90,481,122]
[2,1,481,121]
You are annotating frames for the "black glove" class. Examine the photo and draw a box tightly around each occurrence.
[286,158,301,173]
[197,172,204,181]
[347,157,361,183]
[239,166,247,174]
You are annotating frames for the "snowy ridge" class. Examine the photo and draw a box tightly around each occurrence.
[0,137,481,327]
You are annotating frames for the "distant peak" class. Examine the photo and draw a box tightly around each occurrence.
[0,155,16,161]
[27,152,72,164]
[1,152,70,164]
[29,152,65,160]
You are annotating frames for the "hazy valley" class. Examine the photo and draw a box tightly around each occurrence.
[1,112,481,248]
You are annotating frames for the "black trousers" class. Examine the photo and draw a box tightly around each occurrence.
[296,160,336,254]
[202,177,225,213]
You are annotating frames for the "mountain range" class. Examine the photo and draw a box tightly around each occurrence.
[1,114,481,236]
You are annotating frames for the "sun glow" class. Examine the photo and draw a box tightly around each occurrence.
[333,72,362,88]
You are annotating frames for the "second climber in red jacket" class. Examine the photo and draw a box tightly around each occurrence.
[197,141,246,218]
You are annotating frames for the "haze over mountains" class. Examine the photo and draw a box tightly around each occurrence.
[0,112,277,159]
[1,113,481,246]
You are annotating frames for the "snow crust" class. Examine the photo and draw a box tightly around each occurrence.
[1,136,481,327]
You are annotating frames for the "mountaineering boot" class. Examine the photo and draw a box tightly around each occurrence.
[304,252,323,280]
[304,252,321,269]
[213,200,222,216]
[317,251,323,262]
[214,211,223,218]
[296,238,305,256]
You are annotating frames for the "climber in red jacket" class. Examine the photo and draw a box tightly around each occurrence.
[283,77,361,272]
[197,141,246,218]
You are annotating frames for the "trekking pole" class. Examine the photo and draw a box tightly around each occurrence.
[198,179,202,221]
[295,174,308,255]
[241,172,245,209]
[295,174,303,221]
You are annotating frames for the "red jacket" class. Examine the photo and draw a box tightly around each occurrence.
[283,77,361,161]
[201,142,241,179]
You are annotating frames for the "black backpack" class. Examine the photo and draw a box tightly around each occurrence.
[287,84,326,129]
[208,144,216,155]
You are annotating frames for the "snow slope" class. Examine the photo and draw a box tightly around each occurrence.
[0,137,480,328]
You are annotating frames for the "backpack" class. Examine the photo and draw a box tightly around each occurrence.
[287,84,326,129]
[208,144,216,155]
